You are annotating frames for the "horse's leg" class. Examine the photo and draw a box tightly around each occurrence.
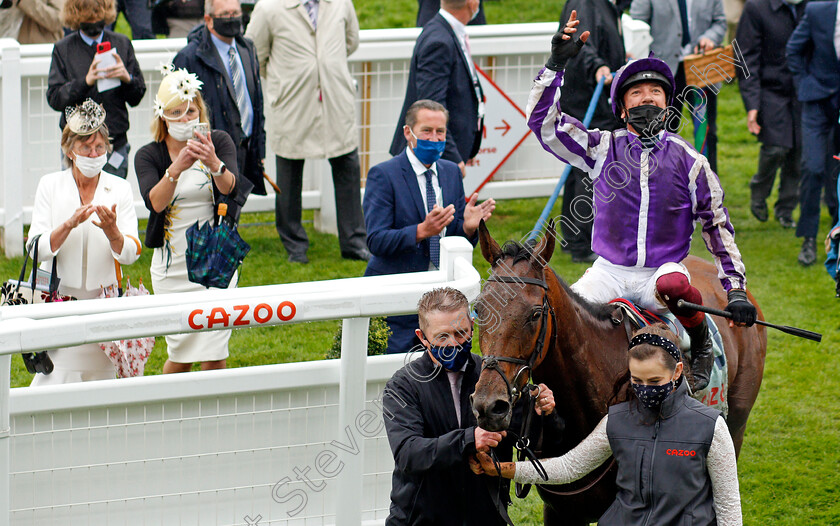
[723,327,767,458]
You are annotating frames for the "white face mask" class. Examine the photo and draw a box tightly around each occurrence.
[167,117,200,142]
[73,153,108,178]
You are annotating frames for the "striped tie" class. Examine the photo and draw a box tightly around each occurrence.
[424,169,440,268]
[304,0,318,29]
[228,45,251,137]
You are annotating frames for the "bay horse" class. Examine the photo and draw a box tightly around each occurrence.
[470,220,766,525]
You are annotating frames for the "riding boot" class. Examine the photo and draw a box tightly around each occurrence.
[686,319,714,393]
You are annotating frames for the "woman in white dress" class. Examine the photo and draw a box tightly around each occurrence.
[135,67,246,374]
[28,99,142,385]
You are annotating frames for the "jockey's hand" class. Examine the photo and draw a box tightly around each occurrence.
[726,289,756,327]
[546,10,590,71]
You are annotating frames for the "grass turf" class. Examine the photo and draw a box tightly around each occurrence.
[7,3,840,523]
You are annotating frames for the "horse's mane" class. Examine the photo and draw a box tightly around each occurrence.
[496,240,616,322]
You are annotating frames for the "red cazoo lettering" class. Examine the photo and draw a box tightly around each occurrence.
[666,449,697,457]
[701,387,722,406]
[187,301,297,330]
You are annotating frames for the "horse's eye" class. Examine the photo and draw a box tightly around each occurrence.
[530,309,542,322]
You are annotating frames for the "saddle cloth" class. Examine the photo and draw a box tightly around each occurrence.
[609,299,729,418]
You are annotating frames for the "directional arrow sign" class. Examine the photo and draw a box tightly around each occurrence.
[462,65,532,196]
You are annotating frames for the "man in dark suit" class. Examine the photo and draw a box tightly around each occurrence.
[736,0,806,230]
[173,0,267,195]
[416,0,485,26]
[382,287,561,526]
[786,0,840,266]
[390,0,485,178]
[366,100,494,354]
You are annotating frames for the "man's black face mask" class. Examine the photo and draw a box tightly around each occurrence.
[213,16,243,38]
[625,104,667,138]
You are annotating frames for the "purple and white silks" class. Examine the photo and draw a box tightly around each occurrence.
[526,68,746,292]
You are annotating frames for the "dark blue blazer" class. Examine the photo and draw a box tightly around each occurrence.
[416,0,486,27]
[389,13,484,165]
[363,151,477,277]
[173,26,267,195]
[786,0,840,102]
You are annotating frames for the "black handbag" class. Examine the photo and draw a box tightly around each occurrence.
[0,235,73,375]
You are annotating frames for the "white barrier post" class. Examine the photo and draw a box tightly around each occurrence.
[0,355,9,524]
[336,316,370,526]
[0,39,24,257]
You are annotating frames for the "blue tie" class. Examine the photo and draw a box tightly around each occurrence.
[677,0,690,47]
[424,169,440,268]
[228,45,252,137]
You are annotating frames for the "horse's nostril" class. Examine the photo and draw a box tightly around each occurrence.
[489,400,510,416]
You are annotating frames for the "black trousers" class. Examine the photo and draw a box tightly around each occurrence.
[750,143,800,219]
[559,166,594,258]
[274,149,367,256]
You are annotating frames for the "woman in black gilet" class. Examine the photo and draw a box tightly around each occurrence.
[472,325,742,526]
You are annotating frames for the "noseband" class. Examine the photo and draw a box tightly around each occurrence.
[481,274,555,406]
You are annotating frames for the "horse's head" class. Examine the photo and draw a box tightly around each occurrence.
[470,220,556,432]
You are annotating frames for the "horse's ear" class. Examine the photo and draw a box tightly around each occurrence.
[478,219,503,265]
[531,219,556,269]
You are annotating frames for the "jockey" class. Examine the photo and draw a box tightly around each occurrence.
[527,11,757,392]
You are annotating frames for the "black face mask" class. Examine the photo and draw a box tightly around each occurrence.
[625,104,667,138]
[79,20,106,38]
[212,16,242,38]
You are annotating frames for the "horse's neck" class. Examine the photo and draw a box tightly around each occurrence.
[538,274,629,436]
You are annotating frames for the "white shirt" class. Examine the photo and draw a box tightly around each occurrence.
[406,146,443,213]
[438,9,485,119]
[406,146,445,269]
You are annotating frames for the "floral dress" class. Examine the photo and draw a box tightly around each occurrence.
[150,160,237,363]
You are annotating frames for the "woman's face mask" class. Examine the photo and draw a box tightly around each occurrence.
[167,117,200,142]
[73,153,108,178]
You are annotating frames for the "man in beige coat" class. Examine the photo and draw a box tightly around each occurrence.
[246,0,369,263]
[0,0,64,44]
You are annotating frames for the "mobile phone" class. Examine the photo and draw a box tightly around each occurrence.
[193,123,210,138]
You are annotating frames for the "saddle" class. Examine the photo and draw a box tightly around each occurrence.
[609,298,689,350]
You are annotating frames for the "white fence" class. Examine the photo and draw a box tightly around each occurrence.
[0,18,653,257]
[0,237,481,525]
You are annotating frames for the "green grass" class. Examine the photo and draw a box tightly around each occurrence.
[353,0,563,29]
[6,3,839,523]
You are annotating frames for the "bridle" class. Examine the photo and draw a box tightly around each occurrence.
[479,269,617,517]
[480,274,555,406]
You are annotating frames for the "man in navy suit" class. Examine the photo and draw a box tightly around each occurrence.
[416,0,485,27]
[367,100,495,354]
[786,0,840,266]
[390,0,485,178]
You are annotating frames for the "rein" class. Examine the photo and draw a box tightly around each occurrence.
[480,271,623,504]
[481,273,554,495]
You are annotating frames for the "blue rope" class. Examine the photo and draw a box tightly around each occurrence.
[528,76,607,241]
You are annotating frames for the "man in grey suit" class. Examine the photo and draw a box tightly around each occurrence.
[631,0,727,172]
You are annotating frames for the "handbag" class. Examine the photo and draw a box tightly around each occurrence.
[0,235,75,375]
